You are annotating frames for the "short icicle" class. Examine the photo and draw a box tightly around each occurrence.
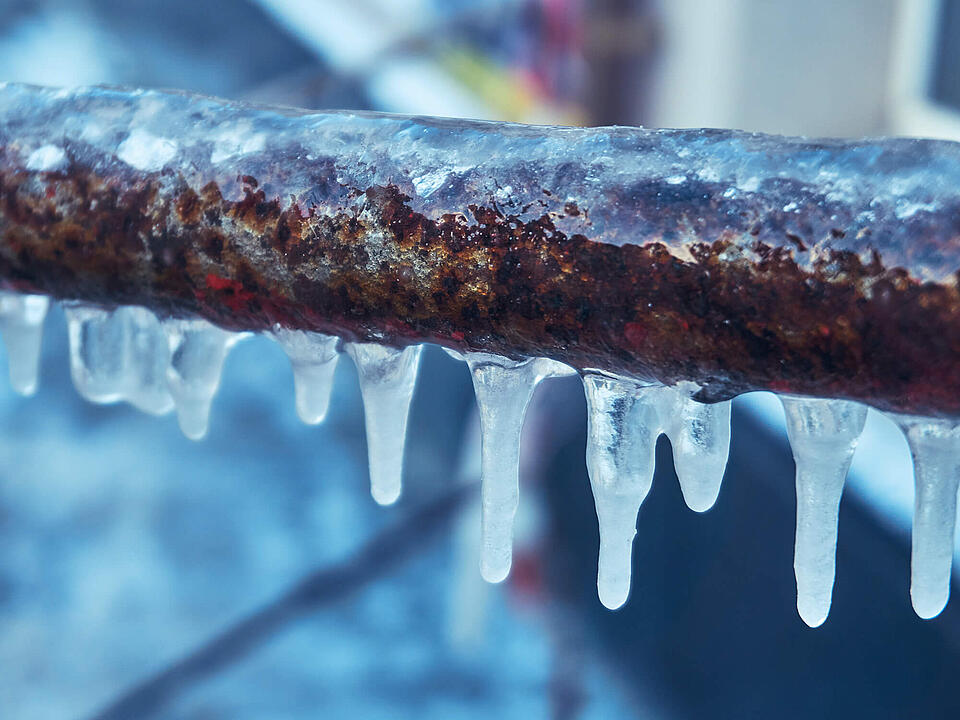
[896,416,960,619]
[465,353,574,584]
[123,307,174,416]
[65,304,173,414]
[164,318,242,440]
[583,372,665,609]
[65,304,129,403]
[667,392,731,512]
[782,397,867,627]
[345,343,423,506]
[271,327,340,424]
[0,290,49,396]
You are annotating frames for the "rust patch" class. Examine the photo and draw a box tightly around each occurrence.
[2,153,960,418]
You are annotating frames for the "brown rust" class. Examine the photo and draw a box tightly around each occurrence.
[2,84,960,418]
[1,154,959,418]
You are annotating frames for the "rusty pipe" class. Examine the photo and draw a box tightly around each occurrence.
[1,83,959,417]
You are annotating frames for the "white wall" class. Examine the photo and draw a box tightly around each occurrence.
[647,0,898,137]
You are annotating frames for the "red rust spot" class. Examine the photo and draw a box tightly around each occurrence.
[769,379,793,393]
[206,273,236,291]
[384,318,417,337]
[205,273,255,312]
[624,321,647,349]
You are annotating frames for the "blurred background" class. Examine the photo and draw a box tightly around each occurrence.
[1,0,960,718]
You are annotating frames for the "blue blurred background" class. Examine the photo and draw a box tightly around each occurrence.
[1,1,960,718]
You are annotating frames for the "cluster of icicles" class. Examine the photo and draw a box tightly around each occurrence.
[0,289,957,628]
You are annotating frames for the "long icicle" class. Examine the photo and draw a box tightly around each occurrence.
[345,343,423,506]
[583,373,668,609]
[465,353,573,583]
[896,417,960,619]
[782,397,867,627]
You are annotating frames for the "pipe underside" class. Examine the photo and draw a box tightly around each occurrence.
[1,84,959,417]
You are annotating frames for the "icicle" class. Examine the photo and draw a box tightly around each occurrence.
[164,319,241,440]
[271,327,340,424]
[583,373,667,609]
[65,304,174,414]
[465,353,575,583]
[344,342,423,506]
[666,391,731,512]
[782,397,867,627]
[0,291,49,396]
[123,307,174,415]
[65,304,129,403]
[896,417,960,619]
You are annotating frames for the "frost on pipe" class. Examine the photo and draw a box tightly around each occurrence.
[2,84,960,624]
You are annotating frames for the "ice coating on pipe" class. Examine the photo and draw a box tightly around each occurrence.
[6,84,960,418]
[782,397,867,627]
[895,416,960,619]
[271,327,340,424]
[345,342,423,506]
[0,290,48,396]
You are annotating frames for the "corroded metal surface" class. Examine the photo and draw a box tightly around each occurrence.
[1,83,959,416]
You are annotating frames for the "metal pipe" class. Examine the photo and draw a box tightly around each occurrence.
[1,83,959,417]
